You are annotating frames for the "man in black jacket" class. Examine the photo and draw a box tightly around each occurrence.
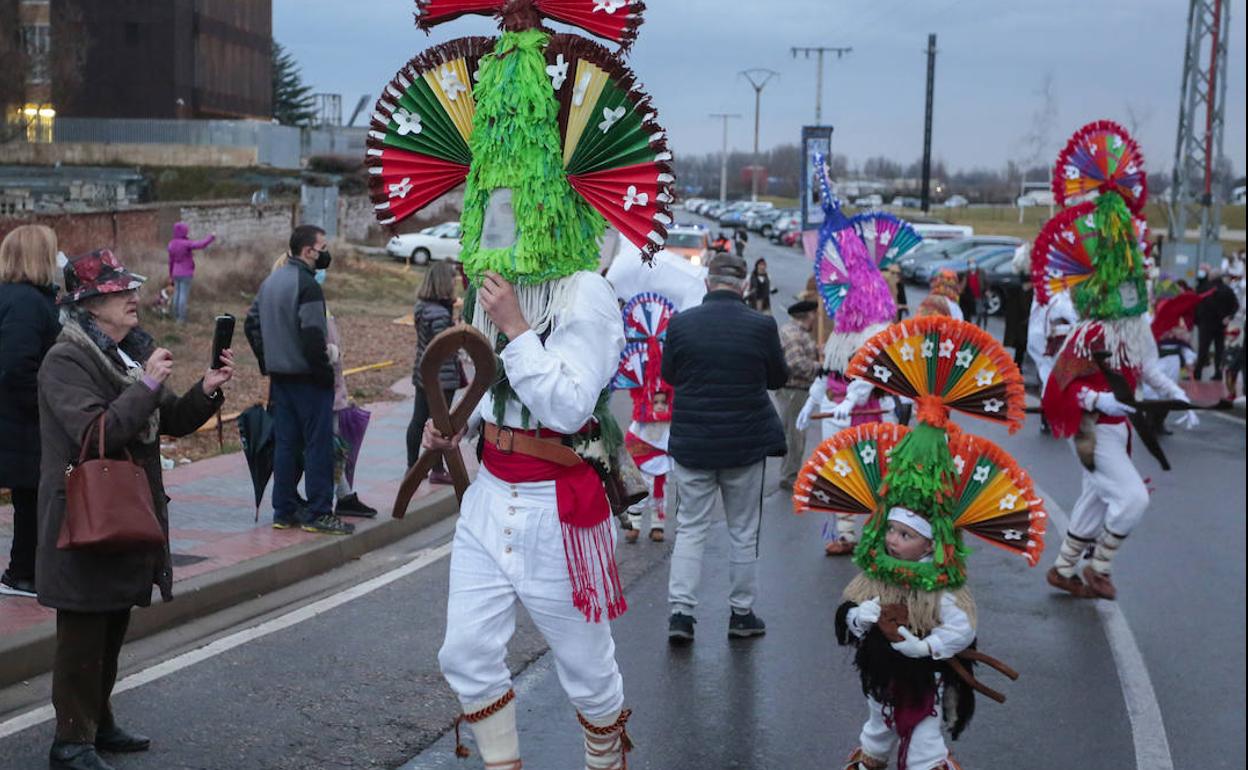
[244,225,352,536]
[1193,271,1240,381]
[662,254,789,642]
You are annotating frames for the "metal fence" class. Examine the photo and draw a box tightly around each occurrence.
[51,118,302,169]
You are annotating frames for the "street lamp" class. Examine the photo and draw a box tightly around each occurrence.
[739,68,778,203]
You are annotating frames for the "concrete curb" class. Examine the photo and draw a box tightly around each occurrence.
[0,489,459,689]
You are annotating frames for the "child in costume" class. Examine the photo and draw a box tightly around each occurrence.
[792,316,1046,770]
[796,155,923,555]
[1034,121,1197,601]
[917,270,963,320]
[367,2,674,766]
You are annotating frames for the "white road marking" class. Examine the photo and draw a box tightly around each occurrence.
[0,542,453,740]
[1207,409,1245,426]
[1037,486,1175,770]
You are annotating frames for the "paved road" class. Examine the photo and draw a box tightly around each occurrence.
[0,219,1242,769]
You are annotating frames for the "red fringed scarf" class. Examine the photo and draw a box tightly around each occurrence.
[482,437,626,623]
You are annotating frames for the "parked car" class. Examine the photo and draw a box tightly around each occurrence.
[982,251,1030,315]
[900,236,1021,283]
[913,245,1016,284]
[1017,190,1055,207]
[748,208,793,236]
[664,225,711,266]
[853,194,884,207]
[683,197,706,212]
[943,195,969,208]
[890,196,922,209]
[385,221,462,264]
[770,213,801,242]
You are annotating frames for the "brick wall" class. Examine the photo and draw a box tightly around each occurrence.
[0,207,162,255]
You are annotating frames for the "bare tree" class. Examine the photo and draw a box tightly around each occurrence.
[1124,101,1153,138]
[1017,73,1058,180]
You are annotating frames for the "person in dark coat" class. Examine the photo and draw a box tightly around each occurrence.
[744,257,775,313]
[1003,279,1033,368]
[405,261,464,481]
[661,253,788,643]
[37,249,232,770]
[0,224,62,597]
[1193,271,1240,380]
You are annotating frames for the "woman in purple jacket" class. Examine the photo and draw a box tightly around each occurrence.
[166,222,215,323]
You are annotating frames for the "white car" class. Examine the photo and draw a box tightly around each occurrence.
[943,194,969,208]
[853,194,884,207]
[385,221,462,264]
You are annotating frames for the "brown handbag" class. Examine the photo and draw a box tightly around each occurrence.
[58,414,164,551]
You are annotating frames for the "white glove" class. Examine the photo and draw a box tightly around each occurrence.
[830,397,855,421]
[796,396,816,431]
[807,376,827,402]
[1094,391,1136,418]
[890,626,932,659]
[1175,409,1200,430]
[327,343,340,365]
[855,597,882,626]
[845,377,875,406]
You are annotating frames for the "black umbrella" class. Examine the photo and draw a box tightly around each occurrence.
[237,404,275,522]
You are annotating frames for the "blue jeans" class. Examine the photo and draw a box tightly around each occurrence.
[172,276,193,322]
[271,379,334,522]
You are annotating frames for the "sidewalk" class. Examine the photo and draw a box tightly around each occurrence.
[0,382,471,687]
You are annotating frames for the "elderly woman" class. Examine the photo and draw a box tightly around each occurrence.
[37,250,233,770]
[0,225,62,598]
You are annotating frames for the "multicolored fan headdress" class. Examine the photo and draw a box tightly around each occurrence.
[1032,120,1149,320]
[614,291,675,422]
[367,0,673,287]
[811,154,922,333]
[792,317,1044,590]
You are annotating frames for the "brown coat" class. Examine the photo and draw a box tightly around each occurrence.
[35,328,222,612]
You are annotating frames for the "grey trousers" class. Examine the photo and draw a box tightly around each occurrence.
[775,388,808,486]
[668,460,765,616]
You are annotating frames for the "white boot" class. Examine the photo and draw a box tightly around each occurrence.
[579,708,633,770]
[457,691,521,769]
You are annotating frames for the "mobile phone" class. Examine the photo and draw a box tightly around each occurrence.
[211,314,235,369]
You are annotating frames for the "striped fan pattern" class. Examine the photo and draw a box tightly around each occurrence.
[852,212,923,269]
[366,38,494,225]
[793,423,907,516]
[548,34,674,257]
[847,317,1027,432]
[415,0,646,48]
[948,433,1047,565]
[621,291,674,342]
[1031,201,1151,305]
[1052,120,1147,213]
[613,341,647,390]
[814,229,853,318]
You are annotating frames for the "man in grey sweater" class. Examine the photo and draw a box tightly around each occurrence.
[244,225,352,535]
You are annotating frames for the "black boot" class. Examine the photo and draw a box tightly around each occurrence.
[49,742,115,770]
[95,724,151,753]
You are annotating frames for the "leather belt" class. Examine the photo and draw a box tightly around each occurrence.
[483,423,582,468]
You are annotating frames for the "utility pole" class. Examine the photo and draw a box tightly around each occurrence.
[920,34,937,213]
[709,112,741,206]
[790,45,852,125]
[1168,0,1230,275]
[740,68,779,202]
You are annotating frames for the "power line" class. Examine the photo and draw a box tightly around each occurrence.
[790,46,852,126]
[739,68,779,203]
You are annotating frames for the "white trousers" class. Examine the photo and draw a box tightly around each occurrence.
[437,468,625,720]
[860,695,949,770]
[1066,422,1150,539]
[626,472,667,532]
[668,460,764,615]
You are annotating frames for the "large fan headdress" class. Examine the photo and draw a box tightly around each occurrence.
[1033,120,1149,320]
[810,154,921,332]
[793,317,1042,590]
[614,291,675,421]
[368,0,673,288]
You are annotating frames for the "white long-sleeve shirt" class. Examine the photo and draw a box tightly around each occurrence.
[472,271,626,435]
[846,591,976,660]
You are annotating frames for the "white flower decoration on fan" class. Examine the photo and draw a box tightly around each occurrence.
[1002,529,1023,541]
[998,493,1018,511]
[920,339,935,359]
[593,0,627,12]
[953,455,966,475]
[898,342,915,362]
[1062,230,1076,243]
[983,398,1004,413]
[1083,214,1095,228]
[546,54,569,90]
[872,365,892,383]
[392,109,422,137]
[622,185,648,212]
[572,72,592,107]
[388,177,413,200]
[1064,164,1079,180]
[833,457,852,478]
[439,66,467,101]
[972,463,991,483]
[599,105,626,133]
[955,349,974,368]
[1110,134,1123,150]
[938,339,955,358]
[858,444,877,464]
[974,368,995,387]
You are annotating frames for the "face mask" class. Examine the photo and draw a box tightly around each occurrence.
[314,249,332,270]
[314,269,327,285]
[1197,270,1208,279]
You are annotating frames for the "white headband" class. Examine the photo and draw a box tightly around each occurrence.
[887,506,932,540]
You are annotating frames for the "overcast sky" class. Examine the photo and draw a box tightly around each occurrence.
[276,0,1246,176]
